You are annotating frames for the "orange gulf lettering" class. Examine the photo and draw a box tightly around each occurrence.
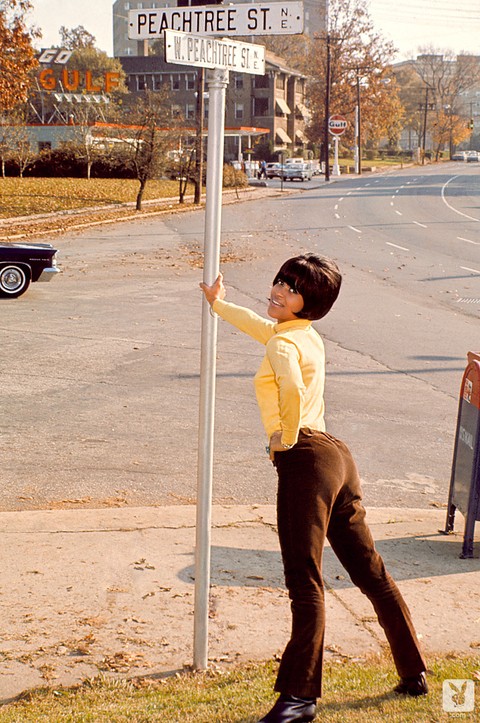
[105,72,120,93]
[85,71,102,92]
[39,68,56,90]
[62,69,80,91]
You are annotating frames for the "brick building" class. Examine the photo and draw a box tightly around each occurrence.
[119,51,309,160]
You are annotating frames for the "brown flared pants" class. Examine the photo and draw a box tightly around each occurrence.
[273,429,426,699]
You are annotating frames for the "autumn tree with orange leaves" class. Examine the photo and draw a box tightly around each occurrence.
[0,0,38,113]
[305,0,403,153]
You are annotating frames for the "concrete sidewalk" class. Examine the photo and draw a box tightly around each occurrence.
[1,504,479,703]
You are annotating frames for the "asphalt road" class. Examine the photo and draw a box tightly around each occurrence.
[1,163,478,512]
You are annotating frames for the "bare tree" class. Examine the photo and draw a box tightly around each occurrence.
[6,115,36,177]
[64,103,108,179]
[413,49,480,157]
[121,89,182,211]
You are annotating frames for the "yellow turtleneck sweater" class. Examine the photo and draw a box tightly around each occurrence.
[212,298,326,447]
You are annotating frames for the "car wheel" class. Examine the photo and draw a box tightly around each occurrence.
[0,265,31,297]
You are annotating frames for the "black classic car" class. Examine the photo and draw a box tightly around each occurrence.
[0,242,60,298]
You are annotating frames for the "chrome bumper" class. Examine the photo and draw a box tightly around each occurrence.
[38,267,61,282]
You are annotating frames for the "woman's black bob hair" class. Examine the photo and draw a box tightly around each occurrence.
[273,253,342,321]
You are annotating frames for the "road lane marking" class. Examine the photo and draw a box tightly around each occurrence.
[335,213,340,219]
[386,242,410,251]
[395,210,403,216]
[458,236,480,245]
[348,225,362,233]
[413,221,428,228]
[460,266,480,274]
[442,176,480,222]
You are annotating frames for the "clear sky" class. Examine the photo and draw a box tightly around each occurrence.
[28,0,480,61]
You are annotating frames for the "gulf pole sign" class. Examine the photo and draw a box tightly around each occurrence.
[129,2,304,38]
[165,30,265,75]
[328,114,348,135]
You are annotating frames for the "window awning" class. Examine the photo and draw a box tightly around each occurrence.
[295,129,307,142]
[276,127,292,144]
[275,98,291,115]
[296,103,310,119]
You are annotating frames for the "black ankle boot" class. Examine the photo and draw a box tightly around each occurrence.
[258,694,317,722]
[394,671,428,697]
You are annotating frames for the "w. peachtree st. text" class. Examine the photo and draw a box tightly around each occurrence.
[165,30,265,74]
[128,2,304,38]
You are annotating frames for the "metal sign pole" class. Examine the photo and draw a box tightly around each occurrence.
[193,67,229,671]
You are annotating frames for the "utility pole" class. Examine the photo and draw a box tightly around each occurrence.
[418,85,435,164]
[355,71,361,175]
[323,33,331,181]
[323,0,331,181]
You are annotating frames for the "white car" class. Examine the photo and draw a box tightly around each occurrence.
[282,163,313,181]
[265,162,285,179]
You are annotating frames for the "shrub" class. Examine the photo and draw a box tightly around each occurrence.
[223,164,248,188]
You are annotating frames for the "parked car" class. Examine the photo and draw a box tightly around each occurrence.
[282,163,313,181]
[466,151,479,162]
[0,242,60,298]
[265,162,285,179]
[452,151,466,161]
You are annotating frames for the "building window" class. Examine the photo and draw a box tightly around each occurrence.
[124,2,130,9]
[276,75,285,90]
[186,103,195,120]
[235,102,244,120]
[38,141,52,152]
[204,102,209,120]
[171,105,182,118]
[171,74,180,91]
[253,97,268,116]
[254,75,269,89]
[234,74,244,90]
[136,74,147,91]
[153,74,163,90]
[186,74,196,90]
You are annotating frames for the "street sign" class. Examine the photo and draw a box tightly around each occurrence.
[328,114,347,135]
[165,30,265,75]
[128,2,304,38]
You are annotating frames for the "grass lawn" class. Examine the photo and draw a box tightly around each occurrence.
[0,178,195,218]
[0,655,478,722]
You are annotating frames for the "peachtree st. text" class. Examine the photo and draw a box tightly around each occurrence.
[134,7,276,35]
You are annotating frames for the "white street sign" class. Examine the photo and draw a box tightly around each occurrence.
[129,2,304,38]
[165,30,265,75]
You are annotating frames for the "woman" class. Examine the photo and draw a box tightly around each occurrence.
[200,254,427,723]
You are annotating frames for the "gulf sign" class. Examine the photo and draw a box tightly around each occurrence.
[328,114,347,135]
[36,48,120,94]
[38,68,120,93]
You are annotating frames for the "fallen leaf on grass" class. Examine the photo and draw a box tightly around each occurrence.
[99,651,149,672]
